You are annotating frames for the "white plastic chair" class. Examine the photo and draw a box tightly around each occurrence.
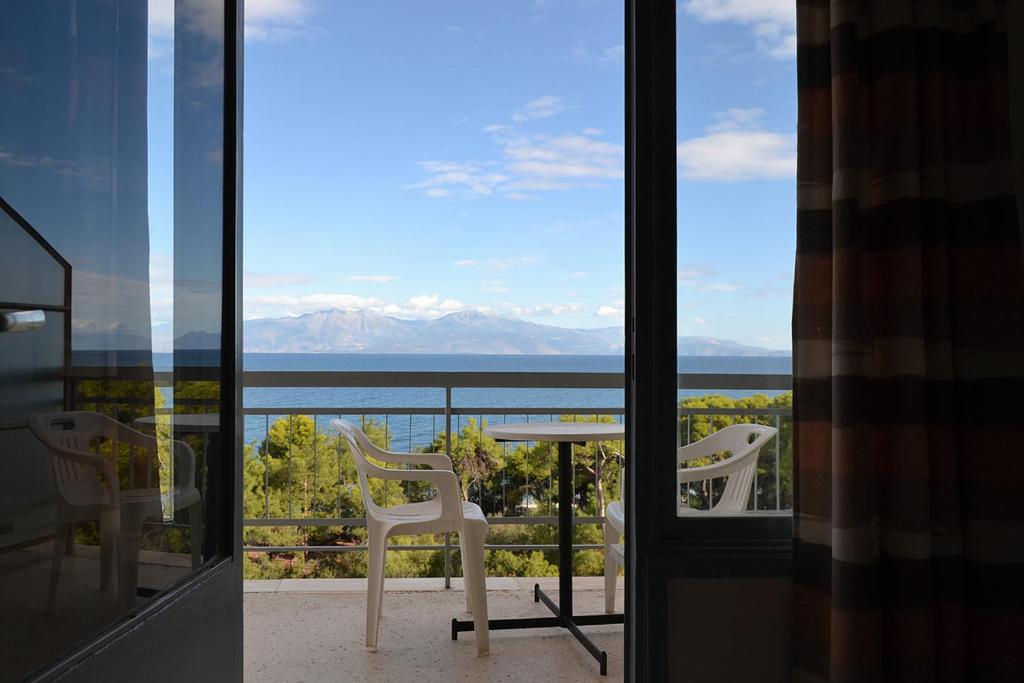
[29,411,202,612]
[603,498,625,613]
[676,423,777,516]
[602,423,778,612]
[330,419,490,655]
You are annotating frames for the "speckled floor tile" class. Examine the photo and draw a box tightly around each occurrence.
[244,582,625,683]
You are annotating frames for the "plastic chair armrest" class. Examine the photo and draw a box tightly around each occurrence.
[677,448,758,481]
[370,450,454,470]
[366,465,464,520]
[51,446,120,502]
[112,420,161,450]
[115,421,199,489]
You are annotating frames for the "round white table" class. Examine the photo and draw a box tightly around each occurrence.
[133,413,220,432]
[450,421,625,675]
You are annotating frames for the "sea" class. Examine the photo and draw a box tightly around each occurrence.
[147,353,792,449]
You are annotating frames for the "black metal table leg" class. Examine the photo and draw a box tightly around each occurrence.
[451,440,623,675]
[557,441,573,619]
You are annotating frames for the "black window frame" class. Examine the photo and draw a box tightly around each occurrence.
[625,2,793,680]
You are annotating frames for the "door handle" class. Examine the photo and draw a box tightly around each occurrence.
[0,309,46,334]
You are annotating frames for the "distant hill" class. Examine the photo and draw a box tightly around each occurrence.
[243,309,623,354]
[676,336,788,357]
[226,309,787,356]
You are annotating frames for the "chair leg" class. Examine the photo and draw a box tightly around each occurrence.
[99,510,118,591]
[603,523,618,614]
[118,505,145,613]
[458,533,471,614]
[189,503,202,569]
[64,522,75,555]
[46,522,68,614]
[365,534,387,652]
[461,521,489,656]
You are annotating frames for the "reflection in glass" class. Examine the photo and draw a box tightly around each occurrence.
[0,1,226,679]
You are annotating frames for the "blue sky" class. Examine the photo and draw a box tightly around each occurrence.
[148,0,795,351]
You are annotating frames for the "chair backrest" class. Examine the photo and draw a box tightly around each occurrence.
[331,418,385,517]
[28,411,122,506]
[678,423,777,513]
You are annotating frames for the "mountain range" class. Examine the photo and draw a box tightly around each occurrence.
[231,309,786,356]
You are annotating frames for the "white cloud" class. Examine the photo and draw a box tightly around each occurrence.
[694,317,706,326]
[503,134,624,185]
[244,0,313,41]
[413,98,623,199]
[564,271,589,279]
[677,262,714,286]
[243,289,595,322]
[149,0,175,38]
[595,304,624,318]
[244,270,316,288]
[245,292,473,321]
[349,275,398,283]
[408,294,439,309]
[512,95,568,122]
[678,108,795,181]
[148,0,313,56]
[683,0,796,59]
[509,303,585,317]
[704,282,742,292]
[245,292,384,319]
[708,107,766,132]
[439,299,464,311]
[149,251,174,325]
[407,160,509,197]
[454,256,539,272]
[571,43,625,65]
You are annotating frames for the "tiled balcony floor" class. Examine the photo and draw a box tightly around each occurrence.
[244,577,625,683]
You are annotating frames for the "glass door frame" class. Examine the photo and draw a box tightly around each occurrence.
[625,2,793,680]
[25,0,244,679]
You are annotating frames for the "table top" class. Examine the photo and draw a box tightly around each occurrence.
[133,413,220,432]
[483,422,624,442]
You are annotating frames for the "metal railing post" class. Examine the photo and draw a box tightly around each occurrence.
[444,385,452,589]
[775,414,782,511]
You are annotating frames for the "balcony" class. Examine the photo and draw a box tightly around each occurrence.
[62,366,791,679]
[68,368,790,577]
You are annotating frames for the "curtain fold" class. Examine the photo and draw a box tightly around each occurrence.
[793,2,1024,681]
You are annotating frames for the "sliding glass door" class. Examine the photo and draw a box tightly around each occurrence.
[0,1,241,680]
[626,2,794,680]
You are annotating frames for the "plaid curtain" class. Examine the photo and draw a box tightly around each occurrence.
[793,2,1024,682]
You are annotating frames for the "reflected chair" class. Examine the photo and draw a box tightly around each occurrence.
[29,411,202,612]
[602,423,778,612]
[330,419,490,655]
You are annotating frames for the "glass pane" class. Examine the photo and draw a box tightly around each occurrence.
[675,4,796,516]
[240,1,624,585]
[0,1,227,677]
[0,206,66,308]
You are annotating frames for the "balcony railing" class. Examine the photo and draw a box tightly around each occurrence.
[70,367,793,585]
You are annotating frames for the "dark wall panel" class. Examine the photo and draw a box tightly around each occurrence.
[49,560,242,683]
